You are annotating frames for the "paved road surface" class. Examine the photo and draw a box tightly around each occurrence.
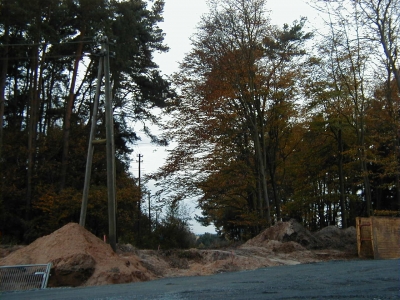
[1,260,399,300]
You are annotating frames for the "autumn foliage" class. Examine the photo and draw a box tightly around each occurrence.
[153,0,400,240]
[2,0,400,245]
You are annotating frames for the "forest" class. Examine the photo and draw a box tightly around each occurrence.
[1,0,400,246]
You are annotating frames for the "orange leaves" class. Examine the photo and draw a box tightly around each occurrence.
[32,186,82,236]
[155,0,317,237]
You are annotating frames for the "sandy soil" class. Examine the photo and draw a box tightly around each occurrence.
[0,220,358,287]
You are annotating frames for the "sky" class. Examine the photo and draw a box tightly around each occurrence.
[154,0,319,75]
[134,0,320,234]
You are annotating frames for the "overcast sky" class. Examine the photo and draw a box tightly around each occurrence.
[154,0,319,76]
[135,0,320,234]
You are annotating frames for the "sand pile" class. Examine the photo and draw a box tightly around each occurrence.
[0,223,155,287]
[243,219,321,249]
[0,221,358,288]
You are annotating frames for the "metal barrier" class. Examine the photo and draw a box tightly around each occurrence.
[0,263,52,291]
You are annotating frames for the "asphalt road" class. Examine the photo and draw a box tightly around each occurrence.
[1,259,399,300]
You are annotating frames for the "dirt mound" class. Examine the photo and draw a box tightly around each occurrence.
[243,220,357,257]
[0,245,25,258]
[314,226,357,253]
[0,221,358,288]
[0,223,155,287]
[273,241,307,253]
[244,219,321,249]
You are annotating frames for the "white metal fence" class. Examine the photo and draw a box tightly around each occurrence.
[0,263,52,291]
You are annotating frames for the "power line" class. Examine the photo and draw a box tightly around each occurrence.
[0,39,96,47]
[0,38,98,60]
[0,53,93,61]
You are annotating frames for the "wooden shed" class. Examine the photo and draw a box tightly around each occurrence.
[356,217,400,259]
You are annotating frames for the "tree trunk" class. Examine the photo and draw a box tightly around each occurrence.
[0,22,8,216]
[377,22,400,93]
[252,123,271,225]
[337,126,347,228]
[270,171,281,221]
[60,35,85,191]
[361,156,372,216]
[0,23,8,169]
[26,46,40,220]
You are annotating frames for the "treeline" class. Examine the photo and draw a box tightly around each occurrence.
[2,0,400,246]
[0,0,173,244]
[152,0,400,240]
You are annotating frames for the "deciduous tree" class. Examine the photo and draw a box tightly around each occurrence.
[153,0,311,237]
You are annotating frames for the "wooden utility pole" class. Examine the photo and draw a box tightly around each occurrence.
[148,192,151,234]
[137,153,143,215]
[137,154,143,188]
[136,154,143,244]
[80,50,103,227]
[80,37,117,252]
[104,37,117,252]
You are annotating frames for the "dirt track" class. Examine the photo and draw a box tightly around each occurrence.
[1,259,398,300]
[0,220,358,287]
